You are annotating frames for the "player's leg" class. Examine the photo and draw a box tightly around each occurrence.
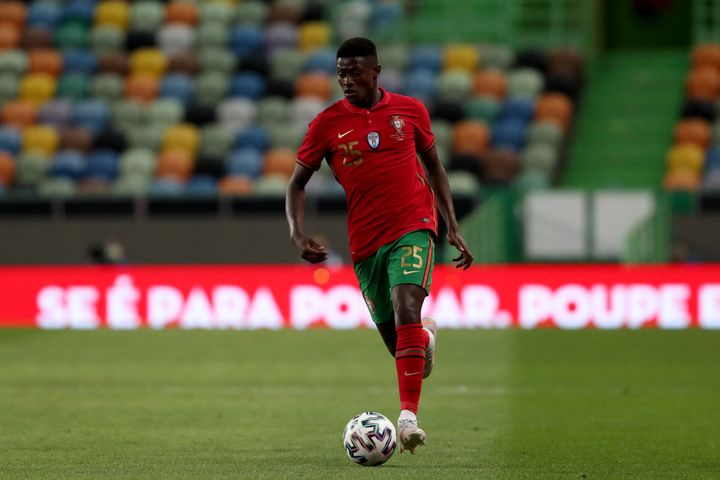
[375,319,397,356]
[392,283,429,453]
[354,250,396,356]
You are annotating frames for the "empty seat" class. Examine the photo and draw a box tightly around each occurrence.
[473,70,507,99]
[163,124,200,153]
[674,119,711,149]
[156,148,194,180]
[148,98,183,127]
[534,93,573,131]
[491,119,527,151]
[97,51,128,75]
[507,68,544,98]
[130,1,165,32]
[253,173,289,197]
[119,148,156,176]
[84,149,118,180]
[63,0,98,24]
[527,121,564,149]
[691,44,720,70]
[0,2,27,29]
[235,1,269,25]
[402,69,437,103]
[304,47,337,74]
[687,67,720,101]
[2,100,38,128]
[663,169,700,191]
[500,97,535,124]
[0,50,28,77]
[446,170,480,195]
[0,151,14,186]
[167,51,199,75]
[667,144,704,173]
[200,124,234,158]
[226,148,264,178]
[480,148,520,183]
[129,48,167,77]
[38,177,77,197]
[90,72,124,102]
[38,100,73,128]
[263,148,296,178]
[22,27,54,50]
[0,126,22,154]
[200,2,235,27]
[73,99,109,134]
[157,25,196,57]
[57,73,89,99]
[160,73,194,104]
[230,72,266,100]
[49,150,85,180]
[28,49,63,77]
[126,124,165,151]
[185,175,218,196]
[197,25,230,50]
[437,70,473,102]
[520,143,558,173]
[269,48,306,82]
[295,72,331,100]
[63,49,97,75]
[299,21,330,52]
[290,96,326,127]
[28,2,61,28]
[451,121,490,156]
[19,73,56,104]
[165,1,198,25]
[444,44,479,73]
[465,96,501,124]
[0,73,19,103]
[60,126,94,153]
[266,121,305,149]
[218,98,257,131]
[95,1,130,30]
[22,125,59,155]
[0,25,21,52]
[265,22,299,53]
[148,177,185,195]
[90,25,125,54]
[230,25,264,57]
[55,21,89,50]
[257,96,289,124]
[408,46,442,73]
[219,174,253,196]
[234,126,270,152]
[479,44,514,70]
[125,73,159,103]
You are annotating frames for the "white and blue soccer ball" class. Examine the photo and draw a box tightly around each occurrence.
[342,411,397,466]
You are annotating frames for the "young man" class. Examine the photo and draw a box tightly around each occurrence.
[285,37,474,454]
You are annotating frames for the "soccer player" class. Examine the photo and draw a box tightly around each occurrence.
[285,37,474,454]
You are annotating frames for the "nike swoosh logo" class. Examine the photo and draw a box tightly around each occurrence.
[403,270,420,275]
[337,129,354,138]
[404,371,422,376]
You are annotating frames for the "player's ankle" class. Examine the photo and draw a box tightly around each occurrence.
[398,409,417,425]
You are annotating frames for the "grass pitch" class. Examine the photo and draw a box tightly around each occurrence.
[0,329,717,479]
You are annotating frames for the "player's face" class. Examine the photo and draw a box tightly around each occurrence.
[336,56,380,107]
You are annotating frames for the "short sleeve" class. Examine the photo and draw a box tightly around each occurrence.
[413,98,435,153]
[296,115,328,171]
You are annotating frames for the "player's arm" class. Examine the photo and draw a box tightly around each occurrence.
[286,163,328,264]
[419,146,474,270]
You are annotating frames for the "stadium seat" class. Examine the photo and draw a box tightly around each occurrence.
[28,49,63,77]
[199,2,235,27]
[193,71,229,107]
[268,0,304,24]
[446,170,480,195]
[73,99,109,134]
[55,21,90,50]
[199,124,234,158]
[90,72,124,102]
[0,2,27,30]
[257,96,290,125]
[23,125,59,155]
[130,1,165,32]
[408,46,443,73]
[148,98,183,127]
[57,73,89,99]
[667,144,704,173]
[443,44,480,73]
[60,127,94,153]
[197,25,230,50]
[527,121,564,150]
[230,25,264,58]
[49,150,85,180]
[14,151,49,187]
[156,148,194,180]
[263,148,296,178]
[119,148,156,177]
[90,25,125,54]
[473,70,507,99]
[514,169,550,190]
[186,175,218,196]
[480,148,520,183]
[403,69,437,103]
[451,121,490,156]
[507,68,544,98]
[702,169,720,191]
[160,73,194,104]
[234,125,271,152]
[126,124,165,152]
[492,119,527,151]
[253,173,289,197]
[437,70,473,103]
[0,126,22,154]
[38,100,73,128]
[19,73,56,104]
[111,100,147,134]
[0,50,28,78]
[157,25,196,57]
[226,148,264,178]
[691,44,720,71]
[38,177,77,197]
[84,149,119,181]
[295,72,332,100]
[163,124,200,154]
[0,25,21,52]
[63,0,96,24]
[148,177,185,196]
[2,100,38,129]
[165,2,198,26]
[686,67,719,101]
[63,49,97,75]
[535,93,573,131]
[465,96,501,124]
[521,143,559,174]
[22,27,54,50]
[479,44,514,70]
[218,174,253,196]
[110,172,147,195]
[125,74,160,103]
[500,97,536,124]
[674,119,711,150]
[0,152,13,188]
[28,2,62,29]
[95,1,130,30]
[269,48,307,82]
[218,98,257,132]
[229,72,266,100]
[663,169,700,191]
[378,69,403,95]
[303,48,336,74]
[290,96,326,127]
[266,121,305,150]
[299,21,331,52]
[0,73,19,103]
[129,48,167,78]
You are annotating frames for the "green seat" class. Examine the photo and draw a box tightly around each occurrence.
[431,119,452,151]
[200,124,234,158]
[269,49,306,82]
[520,144,559,174]
[252,174,289,198]
[90,73,124,102]
[257,96,290,125]
[55,21,89,49]
[465,96,501,124]
[193,72,229,107]
[127,124,166,151]
[113,101,149,133]
[479,44,514,70]
[526,121,564,149]
[447,171,480,195]
[112,173,151,197]
[119,148,156,177]
[15,152,50,187]
[380,44,409,71]
[199,47,236,75]
[57,73,89,99]
[38,178,77,197]
[267,122,305,150]
[235,1,269,25]
[148,99,183,127]
[200,2,234,26]
[437,70,472,103]
[129,1,165,32]
[0,73,19,104]
[90,26,124,54]
[0,50,28,77]
[508,68,544,99]
[197,24,229,49]
[513,170,550,190]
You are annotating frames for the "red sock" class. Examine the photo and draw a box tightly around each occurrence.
[395,323,429,414]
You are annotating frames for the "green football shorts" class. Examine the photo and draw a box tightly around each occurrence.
[353,229,435,325]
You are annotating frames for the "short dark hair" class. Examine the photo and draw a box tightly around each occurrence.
[336,37,378,62]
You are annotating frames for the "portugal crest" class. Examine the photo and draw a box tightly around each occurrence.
[390,115,405,140]
[367,131,380,150]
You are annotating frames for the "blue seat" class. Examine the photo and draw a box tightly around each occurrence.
[371,3,403,32]
[0,127,22,154]
[402,69,437,104]
[264,22,298,53]
[149,178,185,196]
[63,49,97,74]
[74,100,110,134]
[186,175,218,196]
[160,74,194,104]
[38,100,74,129]
[234,126,270,152]
[229,72,265,100]
[28,2,62,28]
[225,148,263,179]
[230,26,264,58]
[84,149,118,180]
[705,146,720,174]
[408,46,442,73]
[491,119,527,151]
[499,97,535,124]
[50,150,85,180]
[63,0,96,23]
[304,48,336,74]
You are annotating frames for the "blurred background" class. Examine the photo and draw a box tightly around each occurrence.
[0,0,715,267]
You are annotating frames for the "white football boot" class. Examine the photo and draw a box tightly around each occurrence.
[421,317,437,379]
[397,415,426,454]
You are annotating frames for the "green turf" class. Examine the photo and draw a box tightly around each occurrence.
[0,329,718,479]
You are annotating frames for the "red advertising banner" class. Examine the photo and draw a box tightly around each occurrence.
[0,264,719,329]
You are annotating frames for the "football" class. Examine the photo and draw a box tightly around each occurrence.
[342,411,397,466]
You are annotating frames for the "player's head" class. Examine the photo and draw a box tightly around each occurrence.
[336,37,381,107]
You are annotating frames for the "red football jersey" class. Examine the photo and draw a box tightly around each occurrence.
[297,89,438,263]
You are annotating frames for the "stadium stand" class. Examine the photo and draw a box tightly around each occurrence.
[0,0,583,198]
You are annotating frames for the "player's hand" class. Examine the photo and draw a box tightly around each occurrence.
[447,229,473,270]
[292,234,328,264]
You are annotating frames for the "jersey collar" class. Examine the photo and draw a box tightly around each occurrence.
[342,88,391,114]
